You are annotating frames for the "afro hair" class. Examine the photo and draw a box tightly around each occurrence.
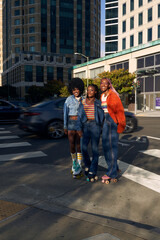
[68,77,84,95]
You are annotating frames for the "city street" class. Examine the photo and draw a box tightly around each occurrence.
[0,117,159,240]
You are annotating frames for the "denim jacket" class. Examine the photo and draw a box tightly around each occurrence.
[64,95,82,129]
[76,99,104,131]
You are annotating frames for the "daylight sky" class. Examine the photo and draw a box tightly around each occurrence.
[101,0,105,57]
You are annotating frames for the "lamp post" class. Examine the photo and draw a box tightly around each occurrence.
[74,52,89,87]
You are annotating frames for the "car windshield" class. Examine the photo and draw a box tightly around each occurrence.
[31,101,52,108]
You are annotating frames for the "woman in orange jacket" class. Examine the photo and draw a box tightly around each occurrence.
[100,78,126,183]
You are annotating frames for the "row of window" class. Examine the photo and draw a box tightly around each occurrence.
[15,46,35,53]
[122,0,153,16]
[122,25,160,50]
[14,7,35,16]
[15,0,35,7]
[14,17,35,25]
[14,26,35,34]
[14,36,35,44]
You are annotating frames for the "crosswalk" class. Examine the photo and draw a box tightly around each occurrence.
[0,128,47,162]
[0,127,160,194]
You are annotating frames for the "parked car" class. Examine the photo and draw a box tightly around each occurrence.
[124,111,138,133]
[0,99,23,123]
[18,98,66,139]
[10,100,31,109]
[18,97,138,139]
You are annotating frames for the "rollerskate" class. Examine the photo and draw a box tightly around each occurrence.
[84,167,89,177]
[72,162,83,179]
[102,175,118,184]
[86,172,98,182]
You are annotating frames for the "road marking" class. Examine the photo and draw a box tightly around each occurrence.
[83,233,120,240]
[0,136,19,140]
[0,151,47,161]
[0,142,31,148]
[0,128,5,130]
[0,131,11,134]
[139,149,160,158]
[99,156,160,194]
[147,136,160,141]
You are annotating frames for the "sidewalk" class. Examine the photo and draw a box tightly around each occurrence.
[0,162,160,240]
[125,109,160,117]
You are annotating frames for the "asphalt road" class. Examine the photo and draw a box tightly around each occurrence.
[0,118,159,240]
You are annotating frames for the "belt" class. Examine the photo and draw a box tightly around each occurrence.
[69,116,78,120]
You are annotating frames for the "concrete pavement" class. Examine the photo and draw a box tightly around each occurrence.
[126,110,160,117]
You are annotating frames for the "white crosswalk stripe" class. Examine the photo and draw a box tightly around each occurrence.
[0,142,31,148]
[140,149,160,158]
[0,128,47,161]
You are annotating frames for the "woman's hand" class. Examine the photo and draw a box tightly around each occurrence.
[64,129,68,135]
[77,130,83,138]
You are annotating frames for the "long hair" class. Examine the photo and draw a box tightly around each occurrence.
[101,78,119,97]
[68,77,84,95]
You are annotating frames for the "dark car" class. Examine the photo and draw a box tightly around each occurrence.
[124,111,138,133]
[18,97,138,139]
[10,100,31,109]
[18,98,66,139]
[0,99,23,123]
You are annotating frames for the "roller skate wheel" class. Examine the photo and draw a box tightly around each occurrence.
[94,176,98,181]
[90,178,95,182]
[105,180,110,184]
[102,179,105,183]
[86,178,90,182]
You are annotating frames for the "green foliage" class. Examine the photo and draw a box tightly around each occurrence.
[96,69,136,94]
[59,86,70,97]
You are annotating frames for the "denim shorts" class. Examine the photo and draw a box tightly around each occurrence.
[68,119,78,131]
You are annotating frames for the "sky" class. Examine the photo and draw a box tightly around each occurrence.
[101,0,105,57]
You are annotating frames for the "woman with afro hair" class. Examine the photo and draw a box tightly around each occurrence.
[64,77,84,178]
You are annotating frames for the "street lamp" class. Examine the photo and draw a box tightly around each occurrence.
[74,52,89,87]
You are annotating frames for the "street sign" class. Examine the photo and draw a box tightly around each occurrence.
[155,97,160,109]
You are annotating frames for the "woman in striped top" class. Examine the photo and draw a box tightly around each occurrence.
[77,84,104,182]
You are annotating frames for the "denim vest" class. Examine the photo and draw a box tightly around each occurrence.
[64,95,82,129]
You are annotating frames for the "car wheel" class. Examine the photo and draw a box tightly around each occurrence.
[47,120,64,139]
[124,116,135,133]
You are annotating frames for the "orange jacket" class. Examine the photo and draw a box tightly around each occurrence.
[101,89,126,133]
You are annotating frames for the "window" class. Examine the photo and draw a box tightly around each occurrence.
[29,17,35,23]
[29,36,35,42]
[36,66,44,82]
[15,28,20,34]
[139,0,143,7]
[29,46,35,52]
[47,67,54,81]
[29,0,35,3]
[123,3,126,15]
[158,4,160,18]
[138,12,143,26]
[29,8,35,14]
[130,17,134,29]
[15,47,20,53]
[122,21,126,32]
[145,55,154,67]
[29,27,35,33]
[15,0,20,6]
[15,38,20,44]
[25,65,33,82]
[15,10,20,16]
[148,8,152,22]
[122,38,126,50]
[130,35,134,47]
[138,31,143,44]
[148,28,152,41]
[148,0,152,2]
[158,25,160,39]
[130,0,134,11]
[14,19,20,25]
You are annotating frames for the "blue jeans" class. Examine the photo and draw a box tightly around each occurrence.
[81,121,101,175]
[102,113,119,178]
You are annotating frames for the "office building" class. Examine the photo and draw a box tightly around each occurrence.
[105,0,160,55]
[2,0,101,98]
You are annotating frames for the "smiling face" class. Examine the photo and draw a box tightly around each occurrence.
[87,86,97,98]
[100,78,110,93]
[72,88,80,97]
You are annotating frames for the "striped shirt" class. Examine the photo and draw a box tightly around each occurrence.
[101,94,108,113]
[82,99,95,120]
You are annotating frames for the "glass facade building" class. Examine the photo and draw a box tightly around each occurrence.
[2,0,101,98]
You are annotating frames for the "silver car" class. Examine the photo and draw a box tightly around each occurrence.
[18,98,66,139]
